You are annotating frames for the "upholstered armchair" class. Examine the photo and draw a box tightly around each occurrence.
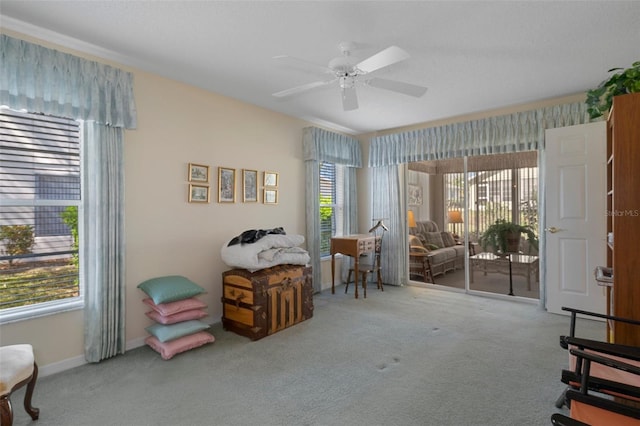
[409,220,464,277]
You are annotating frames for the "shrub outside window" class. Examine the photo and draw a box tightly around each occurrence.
[0,107,84,323]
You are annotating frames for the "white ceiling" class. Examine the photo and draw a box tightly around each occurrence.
[2,1,639,135]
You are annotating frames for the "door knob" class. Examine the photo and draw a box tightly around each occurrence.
[545,226,561,233]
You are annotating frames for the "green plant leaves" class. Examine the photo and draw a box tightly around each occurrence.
[586,61,640,119]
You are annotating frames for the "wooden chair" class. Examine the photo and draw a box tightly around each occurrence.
[345,228,385,298]
[0,344,40,426]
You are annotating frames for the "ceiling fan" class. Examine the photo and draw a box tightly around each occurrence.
[272,42,427,111]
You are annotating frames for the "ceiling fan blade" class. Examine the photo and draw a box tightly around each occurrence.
[367,77,428,97]
[272,79,335,98]
[356,46,410,74]
[272,55,334,75]
[341,86,358,111]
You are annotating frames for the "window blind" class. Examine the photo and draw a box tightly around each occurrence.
[0,107,81,310]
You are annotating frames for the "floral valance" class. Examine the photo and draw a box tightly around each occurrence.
[369,102,592,166]
[303,127,362,167]
[1,34,137,129]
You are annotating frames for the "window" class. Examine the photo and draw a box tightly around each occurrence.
[319,162,344,257]
[444,165,538,238]
[0,107,83,322]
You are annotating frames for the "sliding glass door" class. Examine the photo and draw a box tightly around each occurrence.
[408,152,540,300]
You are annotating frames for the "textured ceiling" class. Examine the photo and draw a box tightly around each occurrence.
[1,1,639,135]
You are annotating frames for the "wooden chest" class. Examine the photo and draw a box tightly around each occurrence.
[221,264,313,340]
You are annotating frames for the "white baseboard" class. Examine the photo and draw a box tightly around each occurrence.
[39,354,87,378]
[39,318,220,378]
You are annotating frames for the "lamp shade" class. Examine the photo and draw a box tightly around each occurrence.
[408,210,417,228]
[447,210,463,224]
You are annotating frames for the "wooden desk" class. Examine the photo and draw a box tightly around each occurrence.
[331,234,378,299]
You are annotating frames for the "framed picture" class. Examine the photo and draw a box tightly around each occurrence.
[188,163,209,183]
[408,184,423,206]
[263,188,278,205]
[218,167,236,203]
[263,171,279,187]
[188,184,210,203]
[242,169,258,202]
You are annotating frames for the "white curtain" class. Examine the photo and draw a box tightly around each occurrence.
[303,127,362,292]
[368,101,593,287]
[371,165,407,286]
[83,123,126,362]
[1,34,136,362]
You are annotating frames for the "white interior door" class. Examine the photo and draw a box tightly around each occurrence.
[545,121,607,315]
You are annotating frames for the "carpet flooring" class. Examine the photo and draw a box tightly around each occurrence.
[10,285,602,426]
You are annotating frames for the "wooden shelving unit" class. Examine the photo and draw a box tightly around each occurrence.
[607,92,640,346]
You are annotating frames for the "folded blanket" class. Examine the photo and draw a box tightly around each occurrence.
[221,234,310,272]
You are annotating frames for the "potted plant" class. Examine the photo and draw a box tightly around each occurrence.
[479,219,538,255]
[586,61,640,119]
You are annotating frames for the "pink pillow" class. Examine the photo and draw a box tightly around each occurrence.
[145,308,208,325]
[142,297,207,316]
[145,331,215,360]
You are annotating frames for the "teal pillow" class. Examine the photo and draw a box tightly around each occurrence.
[145,320,210,343]
[137,275,205,305]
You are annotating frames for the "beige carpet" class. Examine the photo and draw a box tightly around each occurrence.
[10,285,599,426]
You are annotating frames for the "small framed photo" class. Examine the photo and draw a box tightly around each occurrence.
[188,184,210,203]
[218,167,236,203]
[263,171,279,187]
[242,169,258,203]
[188,163,209,183]
[264,188,278,205]
[408,184,423,206]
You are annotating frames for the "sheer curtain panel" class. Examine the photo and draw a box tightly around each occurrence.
[303,127,362,292]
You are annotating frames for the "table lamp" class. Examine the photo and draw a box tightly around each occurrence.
[447,210,463,239]
[408,210,417,229]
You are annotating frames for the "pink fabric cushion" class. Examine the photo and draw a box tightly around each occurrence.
[142,297,207,316]
[568,345,640,388]
[145,331,215,360]
[145,308,208,325]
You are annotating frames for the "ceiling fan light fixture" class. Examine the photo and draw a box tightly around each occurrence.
[272,42,428,111]
[328,56,355,74]
[339,76,355,90]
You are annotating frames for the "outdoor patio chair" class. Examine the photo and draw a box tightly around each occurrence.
[551,347,640,426]
[555,306,640,409]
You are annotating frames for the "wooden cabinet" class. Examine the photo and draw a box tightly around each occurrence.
[607,92,640,346]
[221,265,313,340]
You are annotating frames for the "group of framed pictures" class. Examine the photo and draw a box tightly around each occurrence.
[187,163,278,204]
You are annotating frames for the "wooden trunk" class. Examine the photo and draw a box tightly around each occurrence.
[221,264,313,341]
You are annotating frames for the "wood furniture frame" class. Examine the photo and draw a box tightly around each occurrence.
[345,234,384,298]
[221,265,313,340]
[409,252,435,283]
[0,362,39,426]
[330,234,379,299]
[606,93,640,346]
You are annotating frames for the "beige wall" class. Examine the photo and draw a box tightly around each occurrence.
[0,31,325,372]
